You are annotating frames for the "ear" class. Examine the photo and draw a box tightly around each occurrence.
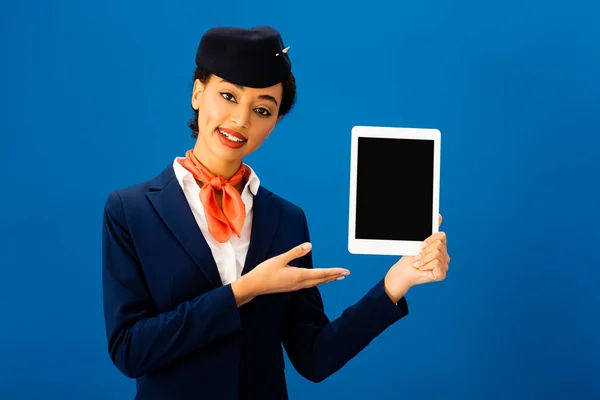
[191,78,206,110]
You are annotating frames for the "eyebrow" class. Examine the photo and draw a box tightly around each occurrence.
[220,79,279,107]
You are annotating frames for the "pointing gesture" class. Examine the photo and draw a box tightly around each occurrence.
[231,242,350,306]
[261,242,350,294]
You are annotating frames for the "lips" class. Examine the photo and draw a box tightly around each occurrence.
[218,127,247,142]
[216,127,247,149]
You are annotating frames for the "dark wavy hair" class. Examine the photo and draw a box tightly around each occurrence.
[187,67,297,139]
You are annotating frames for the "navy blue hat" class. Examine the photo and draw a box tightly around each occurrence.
[195,26,292,89]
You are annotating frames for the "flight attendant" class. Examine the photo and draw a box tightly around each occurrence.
[102,25,450,400]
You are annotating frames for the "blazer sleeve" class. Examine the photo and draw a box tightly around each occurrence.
[281,211,409,383]
[102,191,242,379]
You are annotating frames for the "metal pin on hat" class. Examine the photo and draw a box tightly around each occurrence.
[276,46,290,56]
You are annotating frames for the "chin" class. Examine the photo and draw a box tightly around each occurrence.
[216,149,246,162]
[212,141,250,160]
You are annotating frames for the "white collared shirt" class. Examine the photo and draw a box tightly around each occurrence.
[173,158,260,285]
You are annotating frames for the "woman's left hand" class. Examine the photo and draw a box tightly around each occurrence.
[383,214,450,303]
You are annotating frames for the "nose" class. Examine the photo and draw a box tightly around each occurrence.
[231,107,250,130]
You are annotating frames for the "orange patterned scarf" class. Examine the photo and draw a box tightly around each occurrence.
[177,150,246,243]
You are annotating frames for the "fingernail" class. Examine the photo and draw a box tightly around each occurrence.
[341,271,350,276]
[301,243,311,250]
[414,253,422,261]
[337,276,345,280]
[420,242,427,250]
[413,261,420,268]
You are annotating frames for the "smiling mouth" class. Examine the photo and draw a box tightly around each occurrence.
[218,128,247,143]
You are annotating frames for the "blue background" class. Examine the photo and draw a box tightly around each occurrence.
[1,0,599,399]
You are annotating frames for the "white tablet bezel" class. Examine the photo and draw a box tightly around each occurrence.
[348,125,441,256]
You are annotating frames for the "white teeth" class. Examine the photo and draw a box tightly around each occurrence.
[219,129,245,142]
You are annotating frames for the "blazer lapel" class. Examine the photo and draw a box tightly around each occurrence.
[242,186,281,275]
[146,165,223,288]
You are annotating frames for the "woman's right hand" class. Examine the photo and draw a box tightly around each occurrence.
[231,242,349,306]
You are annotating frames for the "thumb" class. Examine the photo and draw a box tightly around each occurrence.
[280,242,312,263]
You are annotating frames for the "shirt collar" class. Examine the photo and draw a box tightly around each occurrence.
[173,157,260,196]
[244,164,260,195]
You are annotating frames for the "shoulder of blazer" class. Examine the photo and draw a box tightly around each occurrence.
[106,164,174,200]
[103,163,174,216]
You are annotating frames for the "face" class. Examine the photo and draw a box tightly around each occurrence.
[191,74,283,166]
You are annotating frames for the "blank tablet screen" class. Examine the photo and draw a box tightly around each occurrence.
[355,137,434,242]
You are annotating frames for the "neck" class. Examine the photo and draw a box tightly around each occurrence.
[191,145,242,180]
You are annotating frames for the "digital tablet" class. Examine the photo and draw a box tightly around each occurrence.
[348,126,441,256]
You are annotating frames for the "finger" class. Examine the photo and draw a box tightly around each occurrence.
[439,213,442,227]
[298,267,350,282]
[302,274,347,288]
[414,239,446,267]
[279,242,312,263]
[430,262,447,281]
[420,231,446,250]
[438,240,450,264]
[415,244,449,270]
[415,250,444,271]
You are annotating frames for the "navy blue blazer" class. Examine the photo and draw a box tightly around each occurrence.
[102,164,409,400]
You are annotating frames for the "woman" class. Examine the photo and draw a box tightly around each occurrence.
[102,25,450,400]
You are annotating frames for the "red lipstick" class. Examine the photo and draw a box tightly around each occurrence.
[216,127,247,149]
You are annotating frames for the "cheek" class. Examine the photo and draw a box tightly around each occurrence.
[198,98,226,129]
[249,119,276,144]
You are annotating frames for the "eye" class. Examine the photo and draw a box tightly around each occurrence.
[220,92,237,103]
[254,107,272,117]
